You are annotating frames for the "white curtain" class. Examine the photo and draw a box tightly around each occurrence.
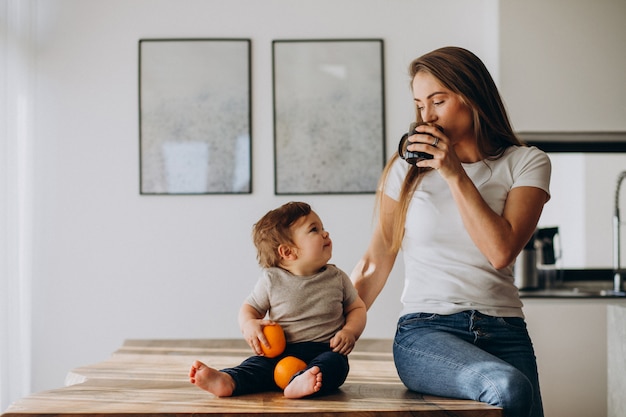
[0,0,34,411]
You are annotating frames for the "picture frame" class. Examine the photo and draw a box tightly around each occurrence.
[272,39,385,195]
[139,38,252,194]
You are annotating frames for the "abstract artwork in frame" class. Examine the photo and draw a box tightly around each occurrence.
[272,39,385,195]
[139,38,251,194]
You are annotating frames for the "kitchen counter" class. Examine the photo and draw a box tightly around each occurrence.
[519,269,626,298]
[522,297,626,417]
[519,287,626,298]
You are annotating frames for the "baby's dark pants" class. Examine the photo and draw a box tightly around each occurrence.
[221,341,349,396]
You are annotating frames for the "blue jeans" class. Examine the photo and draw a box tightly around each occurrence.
[393,311,544,417]
[222,342,349,396]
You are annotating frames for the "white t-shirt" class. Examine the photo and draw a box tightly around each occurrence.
[385,145,551,318]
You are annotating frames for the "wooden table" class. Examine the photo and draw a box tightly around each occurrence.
[2,339,502,417]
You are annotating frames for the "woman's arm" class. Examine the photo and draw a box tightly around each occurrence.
[448,173,548,269]
[416,124,549,270]
[350,194,400,310]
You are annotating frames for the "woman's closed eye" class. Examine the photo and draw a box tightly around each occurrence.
[416,101,444,112]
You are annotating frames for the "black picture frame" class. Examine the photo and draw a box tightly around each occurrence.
[139,38,252,195]
[272,39,386,195]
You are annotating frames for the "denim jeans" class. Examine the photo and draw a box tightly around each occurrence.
[222,341,349,396]
[393,311,544,417]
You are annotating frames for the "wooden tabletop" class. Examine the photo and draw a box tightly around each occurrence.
[3,339,501,417]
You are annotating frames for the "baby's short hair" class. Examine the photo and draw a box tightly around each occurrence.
[252,201,311,268]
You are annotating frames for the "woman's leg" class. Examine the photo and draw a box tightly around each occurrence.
[393,311,542,417]
[475,314,544,417]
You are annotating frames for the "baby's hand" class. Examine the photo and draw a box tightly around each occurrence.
[241,319,275,355]
[330,329,356,355]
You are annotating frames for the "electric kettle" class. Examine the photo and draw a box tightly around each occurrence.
[535,226,560,288]
[514,231,539,290]
[514,227,560,290]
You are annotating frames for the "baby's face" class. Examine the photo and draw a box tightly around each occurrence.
[289,211,332,272]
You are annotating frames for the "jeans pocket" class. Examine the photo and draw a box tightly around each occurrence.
[497,316,527,330]
[396,312,439,333]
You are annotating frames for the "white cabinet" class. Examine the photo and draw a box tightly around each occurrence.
[523,299,626,417]
[608,304,626,417]
[499,0,626,131]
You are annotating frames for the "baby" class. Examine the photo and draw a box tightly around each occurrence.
[189,201,366,398]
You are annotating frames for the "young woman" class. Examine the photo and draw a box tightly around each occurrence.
[351,46,550,417]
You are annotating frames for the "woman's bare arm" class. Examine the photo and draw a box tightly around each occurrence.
[350,194,399,310]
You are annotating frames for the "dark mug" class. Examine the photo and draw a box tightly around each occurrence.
[398,122,443,165]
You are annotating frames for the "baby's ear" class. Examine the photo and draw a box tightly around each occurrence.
[277,244,297,260]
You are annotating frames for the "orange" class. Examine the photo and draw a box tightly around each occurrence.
[274,356,307,390]
[260,323,286,358]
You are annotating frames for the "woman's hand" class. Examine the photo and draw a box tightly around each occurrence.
[408,123,464,179]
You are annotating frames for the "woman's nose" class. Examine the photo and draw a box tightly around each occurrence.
[421,106,436,123]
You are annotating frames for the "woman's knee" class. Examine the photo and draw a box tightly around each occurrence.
[481,367,534,417]
[394,348,534,417]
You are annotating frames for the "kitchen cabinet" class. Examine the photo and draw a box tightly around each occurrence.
[607,304,625,417]
[499,0,626,131]
[523,299,626,417]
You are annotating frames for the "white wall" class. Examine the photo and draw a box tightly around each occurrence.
[1,0,35,411]
[22,0,499,396]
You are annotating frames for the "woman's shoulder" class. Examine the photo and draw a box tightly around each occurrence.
[503,144,548,160]
[497,146,551,193]
[383,157,411,198]
[499,145,551,170]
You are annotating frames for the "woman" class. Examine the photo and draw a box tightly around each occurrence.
[351,46,550,417]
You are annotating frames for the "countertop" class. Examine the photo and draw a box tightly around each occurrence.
[519,269,626,298]
[2,339,502,417]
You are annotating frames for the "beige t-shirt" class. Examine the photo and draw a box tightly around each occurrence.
[246,265,358,343]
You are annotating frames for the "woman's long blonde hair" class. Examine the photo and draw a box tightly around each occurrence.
[378,46,524,252]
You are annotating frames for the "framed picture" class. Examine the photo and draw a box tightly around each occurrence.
[272,39,385,195]
[139,39,251,194]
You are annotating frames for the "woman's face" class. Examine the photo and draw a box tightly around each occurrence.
[411,71,474,144]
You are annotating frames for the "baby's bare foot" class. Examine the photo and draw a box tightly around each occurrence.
[189,360,235,397]
[283,366,322,398]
